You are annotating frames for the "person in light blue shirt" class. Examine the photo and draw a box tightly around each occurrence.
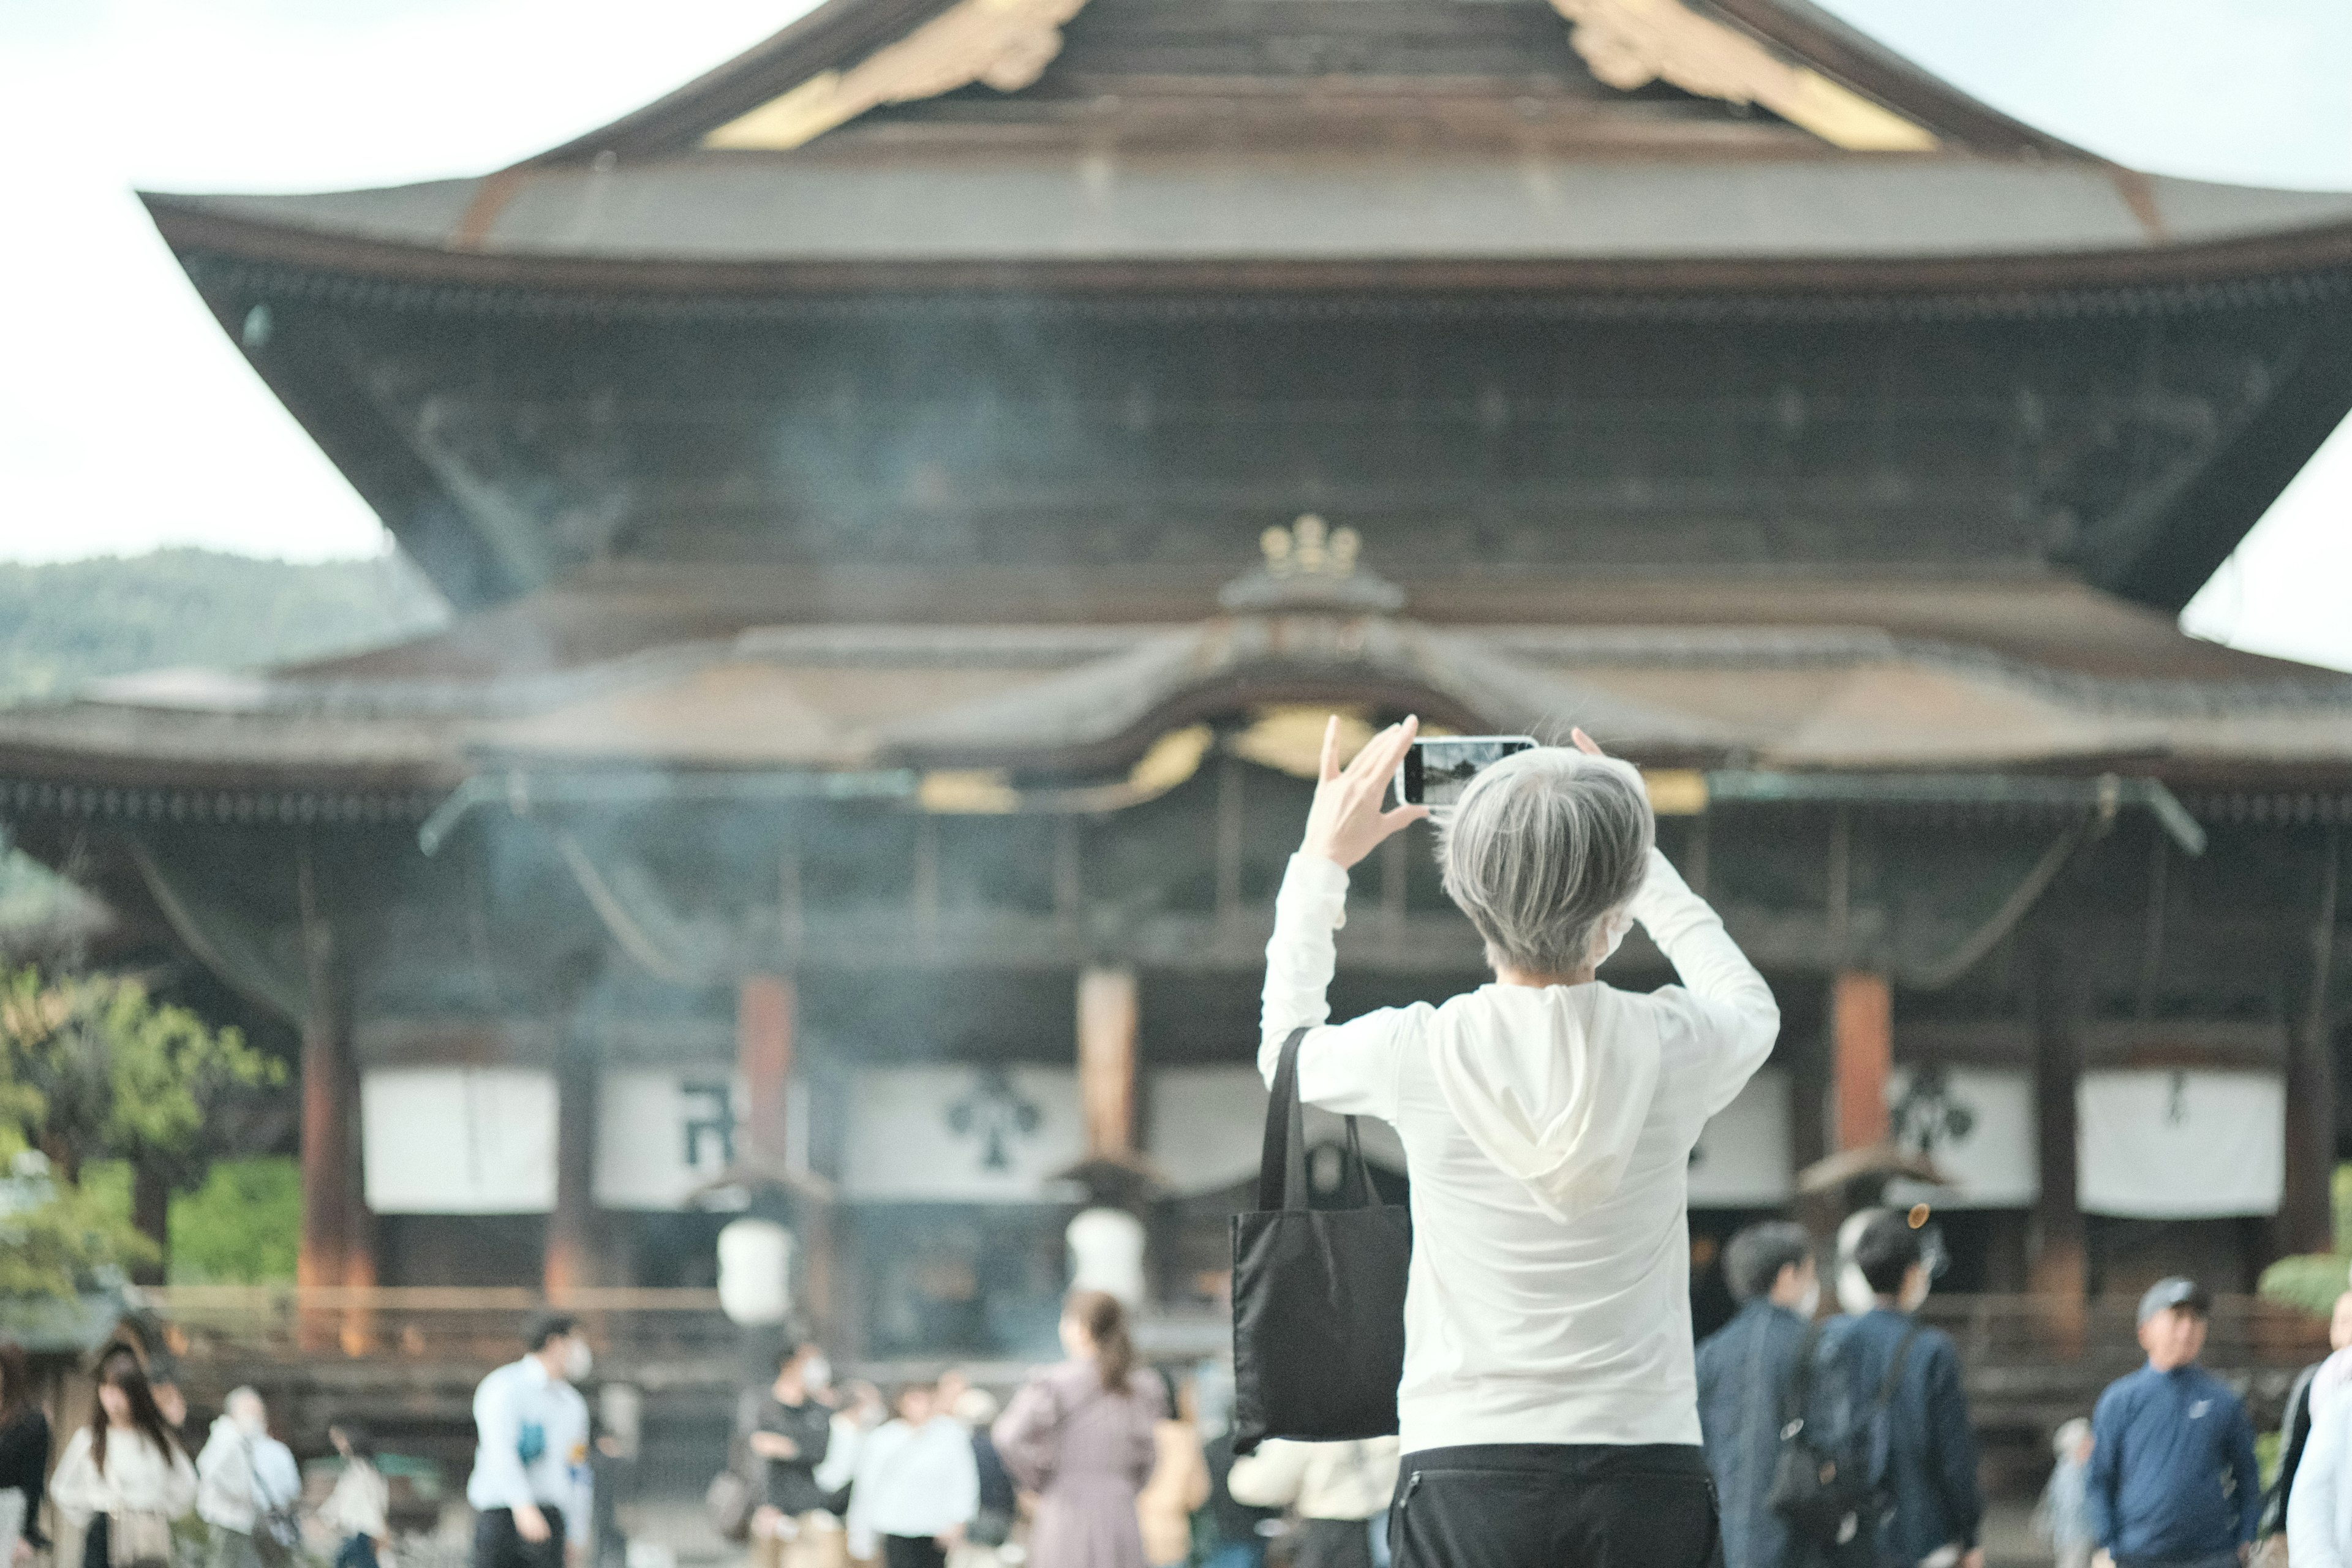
[467,1313,594,1568]
[2086,1279,2261,1568]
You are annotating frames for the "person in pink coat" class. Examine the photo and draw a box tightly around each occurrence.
[991,1291,1166,1568]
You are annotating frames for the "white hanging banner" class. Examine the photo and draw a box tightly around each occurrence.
[1688,1068,1792,1208]
[595,1069,749,1210]
[841,1066,1087,1202]
[2078,1069,2284,1218]
[361,1067,556,1215]
[1883,1066,2039,1210]
[1147,1066,1407,1198]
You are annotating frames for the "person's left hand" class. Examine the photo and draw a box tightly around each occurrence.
[935,1525,966,1550]
[747,1432,799,1461]
[1300,715,1430,870]
[1959,1550,1985,1568]
[564,1539,585,1568]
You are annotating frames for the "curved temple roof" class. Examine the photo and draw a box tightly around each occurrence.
[140,0,2352,288]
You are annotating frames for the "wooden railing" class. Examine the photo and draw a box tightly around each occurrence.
[1916,1292,2327,1368]
[139,1286,737,1364]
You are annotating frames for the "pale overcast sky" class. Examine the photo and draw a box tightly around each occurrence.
[0,0,2346,668]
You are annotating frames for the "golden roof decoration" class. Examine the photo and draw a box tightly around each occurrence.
[1219,516,1406,614]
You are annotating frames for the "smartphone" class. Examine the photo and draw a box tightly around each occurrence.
[1395,735,1539,811]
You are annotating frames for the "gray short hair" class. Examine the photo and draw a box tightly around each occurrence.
[1438,747,1654,976]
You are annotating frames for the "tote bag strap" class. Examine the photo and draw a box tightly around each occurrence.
[1259,1028,1313,1210]
[1258,1028,1384,1212]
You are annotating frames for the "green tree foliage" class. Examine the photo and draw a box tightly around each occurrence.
[0,547,446,706]
[0,967,285,1293]
[166,1158,301,1284]
[2257,1163,2352,1317]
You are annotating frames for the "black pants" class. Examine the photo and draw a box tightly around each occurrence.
[881,1537,946,1568]
[473,1509,567,1568]
[1389,1444,1718,1568]
[1294,1517,1376,1568]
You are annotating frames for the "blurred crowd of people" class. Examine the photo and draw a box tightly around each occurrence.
[1697,1210,2283,1568]
[716,1289,1396,1568]
[0,1340,385,1568]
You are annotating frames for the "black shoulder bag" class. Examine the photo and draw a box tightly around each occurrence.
[1229,1027,1414,1455]
[1770,1319,1921,1549]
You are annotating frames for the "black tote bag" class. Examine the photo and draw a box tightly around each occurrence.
[1229,1025,1413,1454]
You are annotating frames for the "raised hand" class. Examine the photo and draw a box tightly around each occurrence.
[1300,715,1431,870]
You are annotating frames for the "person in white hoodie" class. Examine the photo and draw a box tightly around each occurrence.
[1264,718,1778,1568]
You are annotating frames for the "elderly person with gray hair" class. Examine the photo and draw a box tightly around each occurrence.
[194,1389,299,1568]
[1262,717,1778,1568]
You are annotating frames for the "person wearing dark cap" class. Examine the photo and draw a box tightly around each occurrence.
[2087,1279,2260,1568]
[1822,1209,1981,1568]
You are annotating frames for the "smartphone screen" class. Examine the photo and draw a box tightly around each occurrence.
[1398,736,1539,809]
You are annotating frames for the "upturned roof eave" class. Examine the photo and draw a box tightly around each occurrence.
[137,185,2352,304]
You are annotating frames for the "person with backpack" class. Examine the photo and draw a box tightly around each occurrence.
[1697,1223,1867,1568]
[194,1388,301,1568]
[2098,1278,2260,1568]
[1823,1210,1981,1568]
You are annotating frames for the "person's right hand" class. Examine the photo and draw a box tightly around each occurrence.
[747,1431,799,1460]
[750,1507,784,1539]
[514,1505,552,1544]
[1300,715,1428,870]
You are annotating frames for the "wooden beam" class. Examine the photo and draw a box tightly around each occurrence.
[739,974,796,1166]
[1831,970,1892,1152]
[1077,965,1140,1159]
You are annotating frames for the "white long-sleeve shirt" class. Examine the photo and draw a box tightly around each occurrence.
[844,1418,978,1558]
[1261,845,1777,1454]
[2293,1390,2352,1568]
[466,1357,592,1546]
[1227,1438,1401,1521]
[50,1427,197,1526]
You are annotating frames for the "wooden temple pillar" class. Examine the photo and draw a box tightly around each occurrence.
[1831,971,1893,1155]
[2029,938,2089,1346]
[1077,965,1141,1163]
[545,1042,601,1298]
[2280,828,2343,1258]
[736,974,837,1333]
[296,847,373,1348]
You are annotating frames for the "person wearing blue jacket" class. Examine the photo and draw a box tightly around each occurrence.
[1824,1211,1983,1568]
[2087,1278,2261,1568]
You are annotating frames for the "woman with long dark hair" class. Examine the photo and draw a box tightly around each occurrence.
[50,1354,195,1568]
[319,1422,390,1568]
[0,1343,50,1566]
[991,1291,1164,1568]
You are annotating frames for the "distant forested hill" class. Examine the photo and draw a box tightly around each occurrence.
[0,548,448,704]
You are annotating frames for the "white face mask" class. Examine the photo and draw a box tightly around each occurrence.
[1794,1280,1822,1321]
[564,1339,594,1382]
[803,1354,832,1393]
[1836,1262,1879,1318]
[1589,908,1635,967]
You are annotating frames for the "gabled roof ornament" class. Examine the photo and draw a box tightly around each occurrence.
[705,0,1089,151]
[1218,515,1406,614]
[1549,0,1937,153]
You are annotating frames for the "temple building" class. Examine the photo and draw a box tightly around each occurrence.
[6,0,2352,1370]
